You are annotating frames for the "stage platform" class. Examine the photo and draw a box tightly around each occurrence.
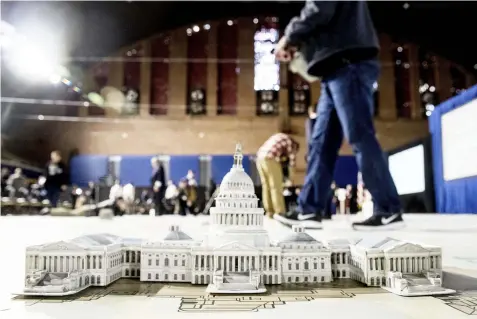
[1,214,477,318]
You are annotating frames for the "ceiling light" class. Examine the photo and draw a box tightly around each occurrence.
[83,101,90,107]
[203,24,210,30]
[253,18,258,24]
[397,46,403,52]
[38,115,44,120]
[227,20,233,26]
[403,3,410,9]
[192,25,200,32]
[429,86,435,92]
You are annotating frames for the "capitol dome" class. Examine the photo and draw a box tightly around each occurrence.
[218,143,256,195]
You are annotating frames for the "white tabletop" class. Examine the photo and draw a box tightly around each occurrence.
[1,214,476,319]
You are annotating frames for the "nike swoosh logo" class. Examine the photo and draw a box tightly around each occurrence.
[298,213,316,221]
[381,214,399,225]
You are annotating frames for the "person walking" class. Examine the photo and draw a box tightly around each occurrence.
[44,150,68,208]
[256,133,300,219]
[273,1,403,230]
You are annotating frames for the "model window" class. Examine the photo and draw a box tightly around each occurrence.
[125,269,129,276]
[342,254,346,264]
[321,276,324,282]
[321,262,324,269]
[156,259,159,266]
[295,277,299,282]
[165,258,169,267]
[148,259,152,266]
[369,259,373,271]
[156,274,159,280]
[288,264,292,270]
[174,274,178,280]
[313,277,317,282]
[126,253,129,263]
[370,278,374,286]
[174,260,178,266]
[295,263,299,270]
[304,261,309,270]
[288,277,291,282]
[131,254,136,263]
[148,273,151,280]
[336,254,340,264]
[182,274,185,280]
[165,274,168,280]
[342,270,346,277]
[182,260,186,267]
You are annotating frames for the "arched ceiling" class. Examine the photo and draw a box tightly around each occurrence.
[1,1,477,74]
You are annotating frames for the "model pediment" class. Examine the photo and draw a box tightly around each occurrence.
[213,241,259,252]
[384,243,429,254]
[40,241,85,252]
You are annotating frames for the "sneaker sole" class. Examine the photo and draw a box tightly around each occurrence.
[273,214,300,226]
[352,221,405,231]
[300,220,323,229]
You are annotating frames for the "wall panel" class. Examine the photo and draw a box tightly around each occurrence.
[217,21,238,115]
[150,34,171,115]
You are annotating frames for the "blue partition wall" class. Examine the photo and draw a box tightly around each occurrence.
[120,156,154,187]
[70,155,108,186]
[429,85,477,214]
[169,156,200,184]
[211,155,251,184]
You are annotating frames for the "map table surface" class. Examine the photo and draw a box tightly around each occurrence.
[1,213,477,318]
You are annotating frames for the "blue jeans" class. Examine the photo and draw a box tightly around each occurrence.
[297,59,401,217]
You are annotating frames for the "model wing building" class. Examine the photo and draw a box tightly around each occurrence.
[21,144,454,297]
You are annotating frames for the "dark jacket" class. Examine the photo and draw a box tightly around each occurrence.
[150,165,166,191]
[284,1,379,77]
[45,161,68,189]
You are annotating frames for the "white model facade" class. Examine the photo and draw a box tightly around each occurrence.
[22,144,452,296]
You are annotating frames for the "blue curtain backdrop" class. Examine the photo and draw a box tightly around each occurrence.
[429,85,477,214]
[70,155,108,186]
[169,156,200,184]
[120,156,155,187]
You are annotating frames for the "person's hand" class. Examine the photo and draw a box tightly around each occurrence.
[274,36,296,62]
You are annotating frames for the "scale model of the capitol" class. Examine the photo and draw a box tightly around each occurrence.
[21,144,454,297]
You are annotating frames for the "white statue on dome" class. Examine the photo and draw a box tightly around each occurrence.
[20,144,452,297]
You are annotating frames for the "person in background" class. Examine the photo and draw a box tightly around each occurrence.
[164,180,178,214]
[273,1,402,230]
[150,157,166,215]
[109,179,123,201]
[122,182,135,213]
[1,168,11,197]
[44,151,68,207]
[256,133,300,219]
[177,179,189,216]
[185,170,197,187]
[85,181,96,204]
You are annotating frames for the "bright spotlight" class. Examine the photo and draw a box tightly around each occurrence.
[227,20,233,26]
[38,115,44,120]
[49,74,61,84]
[192,25,200,32]
[253,18,259,24]
[203,24,210,30]
[429,86,435,92]
[8,43,58,81]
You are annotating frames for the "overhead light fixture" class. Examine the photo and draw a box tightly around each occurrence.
[192,25,200,32]
[403,2,410,9]
[38,115,44,120]
[227,20,233,26]
[253,18,259,24]
[397,46,403,52]
[186,28,192,36]
[203,24,210,30]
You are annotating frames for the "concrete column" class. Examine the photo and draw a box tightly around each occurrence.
[434,56,452,102]
[168,28,188,117]
[237,18,255,117]
[207,22,218,115]
[378,34,398,120]
[105,50,125,117]
[139,39,152,117]
[407,44,422,119]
